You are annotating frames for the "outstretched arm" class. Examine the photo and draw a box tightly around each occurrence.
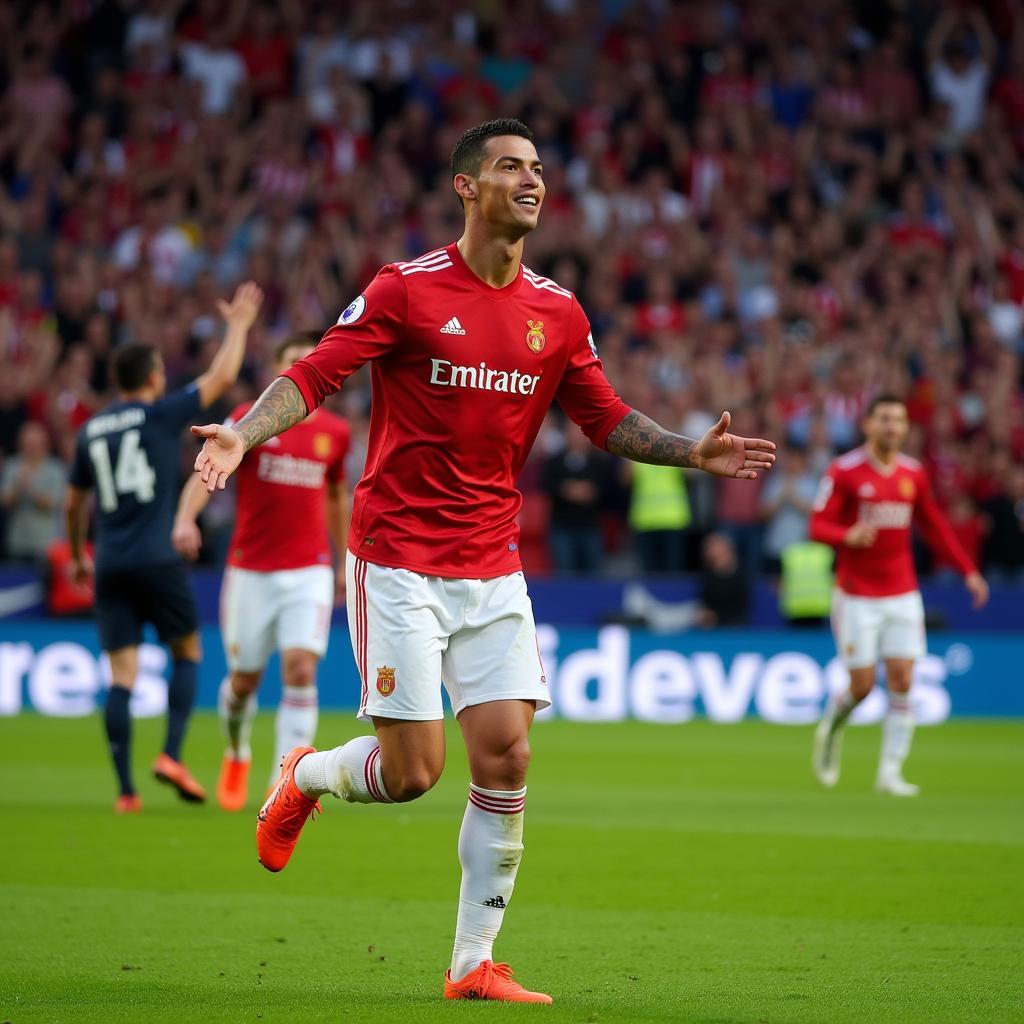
[607,410,775,479]
[194,281,264,408]
[193,376,308,492]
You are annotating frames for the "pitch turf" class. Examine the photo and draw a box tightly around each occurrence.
[1,714,1022,1024]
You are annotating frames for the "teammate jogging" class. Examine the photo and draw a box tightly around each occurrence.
[810,394,989,796]
[191,119,776,1003]
[66,282,263,812]
[172,336,350,810]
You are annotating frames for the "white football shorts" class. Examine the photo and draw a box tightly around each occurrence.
[221,564,334,672]
[830,587,926,669]
[346,552,551,721]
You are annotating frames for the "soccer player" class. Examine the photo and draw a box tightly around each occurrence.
[192,119,775,1003]
[809,395,989,796]
[172,336,350,811]
[65,281,263,813]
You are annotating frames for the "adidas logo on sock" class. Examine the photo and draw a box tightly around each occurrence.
[440,316,467,335]
[482,895,507,909]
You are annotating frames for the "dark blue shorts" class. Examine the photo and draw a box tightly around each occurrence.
[94,563,198,651]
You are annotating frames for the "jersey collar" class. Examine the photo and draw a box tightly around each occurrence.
[446,242,524,298]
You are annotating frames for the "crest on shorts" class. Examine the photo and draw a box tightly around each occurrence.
[376,665,396,697]
[526,320,545,353]
[899,477,915,499]
[314,433,332,459]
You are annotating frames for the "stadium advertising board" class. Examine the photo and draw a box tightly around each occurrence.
[1,621,1020,721]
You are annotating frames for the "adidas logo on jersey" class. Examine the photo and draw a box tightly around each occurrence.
[440,317,467,335]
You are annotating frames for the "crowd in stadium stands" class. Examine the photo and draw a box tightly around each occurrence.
[1,0,1024,586]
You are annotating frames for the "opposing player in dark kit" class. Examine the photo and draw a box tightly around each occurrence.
[66,282,263,812]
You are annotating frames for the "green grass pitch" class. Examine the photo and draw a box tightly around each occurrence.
[1,713,1022,1023]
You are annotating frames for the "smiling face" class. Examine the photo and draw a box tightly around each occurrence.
[455,134,545,237]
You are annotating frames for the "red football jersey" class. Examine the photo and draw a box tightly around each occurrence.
[225,403,349,572]
[809,446,975,597]
[283,243,631,578]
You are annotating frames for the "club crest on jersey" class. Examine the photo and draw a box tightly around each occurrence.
[313,433,332,458]
[337,294,366,325]
[899,478,915,499]
[376,665,396,697]
[526,320,545,353]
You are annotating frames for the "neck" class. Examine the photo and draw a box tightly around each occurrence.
[456,220,524,289]
[868,441,897,466]
[119,388,157,404]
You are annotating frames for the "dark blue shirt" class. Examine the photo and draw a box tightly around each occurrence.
[69,386,202,570]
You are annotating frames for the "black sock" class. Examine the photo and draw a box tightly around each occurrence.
[164,659,198,762]
[104,686,134,796]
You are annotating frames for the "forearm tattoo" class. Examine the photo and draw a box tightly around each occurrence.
[606,410,701,468]
[236,377,307,452]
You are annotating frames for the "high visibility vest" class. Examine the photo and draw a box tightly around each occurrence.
[629,463,691,532]
[780,541,834,618]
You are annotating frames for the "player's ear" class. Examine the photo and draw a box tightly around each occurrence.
[453,173,476,203]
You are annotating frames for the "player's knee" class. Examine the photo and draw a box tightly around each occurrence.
[171,632,201,662]
[387,765,440,803]
[488,737,531,790]
[282,651,317,688]
[849,678,874,701]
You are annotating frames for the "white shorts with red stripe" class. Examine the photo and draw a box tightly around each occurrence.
[346,552,551,722]
[221,564,334,673]
[831,587,926,669]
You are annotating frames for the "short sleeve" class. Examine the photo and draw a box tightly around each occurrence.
[283,266,407,412]
[68,434,94,490]
[152,384,203,430]
[554,297,631,450]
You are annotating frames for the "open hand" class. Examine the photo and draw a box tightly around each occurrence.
[192,423,244,492]
[697,412,776,479]
[216,281,264,332]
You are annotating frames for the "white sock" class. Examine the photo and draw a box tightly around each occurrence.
[219,677,256,762]
[272,685,319,785]
[879,691,915,778]
[450,784,526,982]
[825,689,857,735]
[293,735,393,803]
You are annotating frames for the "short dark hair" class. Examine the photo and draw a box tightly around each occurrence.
[274,334,318,365]
[113,344,159,391]
[450,118,535,182]
[865,393,907,417]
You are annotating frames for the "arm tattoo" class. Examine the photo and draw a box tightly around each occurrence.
[606,410,701,469]
[235,377,308,452]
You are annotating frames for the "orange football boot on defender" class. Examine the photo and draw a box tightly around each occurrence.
[216,755,250,811]
[256,746,320,872]
[152,753,206,802]
[444,961,553,1004]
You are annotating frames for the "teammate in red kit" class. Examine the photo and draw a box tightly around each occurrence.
[191,119,776,1004]
[810,395,989,796]
[172,337,349,810]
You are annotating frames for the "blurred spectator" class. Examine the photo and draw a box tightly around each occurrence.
[627,461,691,574]
[1,421,65,561]
[698,532,750,627]
[982,466,1024,580]
[541,422,613,574]
[759,445,819,570]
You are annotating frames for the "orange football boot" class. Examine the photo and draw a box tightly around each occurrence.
[256,746,320,872]
[115,794,142,814]
[152,753,207,803]
[216,754,250,811]
[444,961,553,1004]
